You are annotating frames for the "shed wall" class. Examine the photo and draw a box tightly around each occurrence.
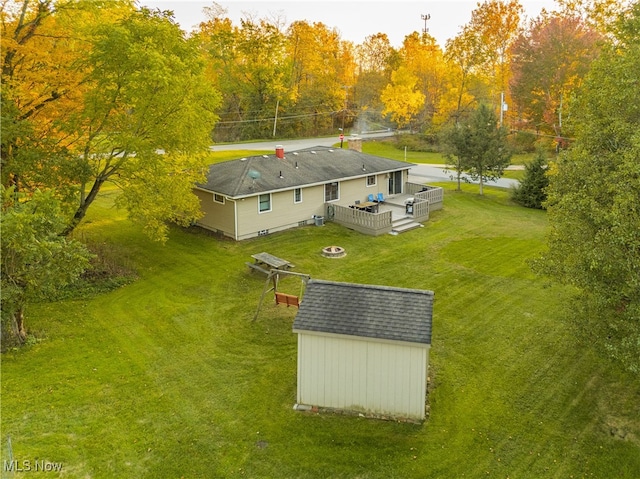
[297,332,428,420]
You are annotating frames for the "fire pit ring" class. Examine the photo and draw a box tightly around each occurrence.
[321,245,346,258]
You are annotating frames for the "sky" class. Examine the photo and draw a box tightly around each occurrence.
[140,0,558,48]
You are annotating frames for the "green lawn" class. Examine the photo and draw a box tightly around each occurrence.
[206,150,273,164]
[2,183,639,478]
[361,141,448,164]
[361,140,544,168]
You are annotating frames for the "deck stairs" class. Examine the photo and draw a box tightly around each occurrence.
[379,194,425,235]
[390,212,422,235]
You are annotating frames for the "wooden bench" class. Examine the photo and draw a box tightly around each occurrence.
[275,292,300,307]
[245,261,271,275]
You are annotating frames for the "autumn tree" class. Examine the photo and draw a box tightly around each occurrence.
[443,25,485,124]
[1,2,220,240]
[448,0,523,126]
[534,3,640,373]
[197,9,287,140]
[354,33,395,132]
[398,32,448,129]
[509,14,601,136]
[1,0,127,192]
[442,104,512,195]
[554,0,633,33]
[287,20,352,136]
[381,66,425,131]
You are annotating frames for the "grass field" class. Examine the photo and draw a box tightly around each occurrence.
[361,140,541,167]
[2,178,639,478]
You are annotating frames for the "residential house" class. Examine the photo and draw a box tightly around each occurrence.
[194,144,442,240]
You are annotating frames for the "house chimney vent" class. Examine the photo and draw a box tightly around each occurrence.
[275,145,285,159]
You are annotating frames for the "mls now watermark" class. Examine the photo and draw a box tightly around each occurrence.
[3,460,63,473]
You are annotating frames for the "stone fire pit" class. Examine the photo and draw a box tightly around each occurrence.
[321,245,346,258]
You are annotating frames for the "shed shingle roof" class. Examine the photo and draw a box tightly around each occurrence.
[197,146,414,198]
[293,280,433,345]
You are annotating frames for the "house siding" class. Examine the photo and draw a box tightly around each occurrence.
[194,190,235,237]
[338,174,386,204]
[232,174,400,240]
[235,185,326,240]
[297,332,429,420]
[196,169,411,240]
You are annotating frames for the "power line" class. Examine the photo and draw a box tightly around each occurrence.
[215,110,339,125]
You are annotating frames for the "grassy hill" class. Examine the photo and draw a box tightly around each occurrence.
[2,181,639,478]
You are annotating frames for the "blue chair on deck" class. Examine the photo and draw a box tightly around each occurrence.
[367,194,375,202]
[376,192,385,203]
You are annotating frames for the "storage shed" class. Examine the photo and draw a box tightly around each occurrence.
[292,280,434,421]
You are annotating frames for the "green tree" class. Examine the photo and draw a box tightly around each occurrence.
[443,104,512,195]
[511,151,549,209]
[354,33,394,131]
[1,188,92,345]
[286,20,350,137]
[534,3,640,373]
[444,25,484,123]
[2,4,220,241]
[197,10,287,140]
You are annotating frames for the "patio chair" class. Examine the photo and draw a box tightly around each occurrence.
[375,192,385,203]
[367,194,375,202]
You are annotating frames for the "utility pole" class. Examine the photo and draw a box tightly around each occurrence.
[421,13,431,36]
[272,99,279,138]
[499,92,508,128]
[340,85,351,147]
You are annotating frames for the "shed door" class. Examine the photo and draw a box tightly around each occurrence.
[388,171,403,195]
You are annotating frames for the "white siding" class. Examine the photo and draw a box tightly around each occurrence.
[297,333,428,420]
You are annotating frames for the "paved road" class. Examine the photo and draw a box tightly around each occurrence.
[408,164,519,189]
[209,131,394,152]
[211,133,519,189]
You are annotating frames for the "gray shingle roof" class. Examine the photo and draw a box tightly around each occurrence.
[293,280,433,345]
[197,146,414,198]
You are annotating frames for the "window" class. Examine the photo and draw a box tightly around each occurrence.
[366,175,376,187]
[214,194,225,204]
[258,193,271,213]
[324,182,339,202]
[294,188,302,203]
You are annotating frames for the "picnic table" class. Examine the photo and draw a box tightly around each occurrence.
[353,201,379,213]
[247,252,294,274]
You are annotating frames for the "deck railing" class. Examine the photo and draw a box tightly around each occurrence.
[406,183,444,211]
[331,205,393,236]
[412,198,430,222]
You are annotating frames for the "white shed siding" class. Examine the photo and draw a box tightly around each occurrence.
[297,332,428,419]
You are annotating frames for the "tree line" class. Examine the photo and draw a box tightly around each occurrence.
[196,0,613,145]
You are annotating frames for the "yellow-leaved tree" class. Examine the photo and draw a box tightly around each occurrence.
[381,66,425,131]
